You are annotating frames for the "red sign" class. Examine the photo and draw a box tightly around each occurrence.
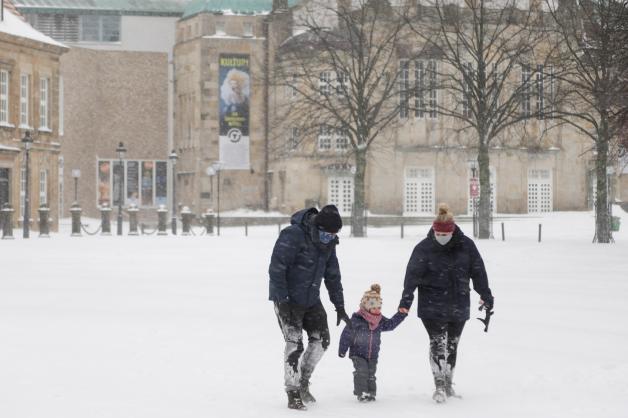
[470,178,479,198]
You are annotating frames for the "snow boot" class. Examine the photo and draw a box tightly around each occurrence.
[366,393,376,402]
[432,386,447,403]
[287,390,307,410]
[299,381,316,403]
[357,392,370,402]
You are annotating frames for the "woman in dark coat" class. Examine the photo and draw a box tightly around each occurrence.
[398,203,494,403]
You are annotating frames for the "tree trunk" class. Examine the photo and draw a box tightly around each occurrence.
[477,142,492,239]
[594,120,611,243]
[351,150,367,237]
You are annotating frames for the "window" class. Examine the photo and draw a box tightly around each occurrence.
[243,22,253,37]
[399,60,409,118]
[404,167,434,215]
[0,70,8,124]
[39,170,48,206]
[427,60,438,119]
[329,177,353,214]
[20,74,30,128]
[336,72,349,96]
[288,127,299,151]
[27,14,79,42]
[318,125,332,150]
[335,128,349,151]
[548,64,555,118]
[521,64,531,117]
[528,169,552,213]
[97,159,167,207]
[536,64,544,120]
[40,77,49,129]
[80,15,120,42]
[319,71,332,96]
[215,21,225,35]
[415,60,425,118]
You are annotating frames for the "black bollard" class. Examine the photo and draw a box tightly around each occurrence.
[38,205,50,238]
[245,222,248,237]
[128,204,139,236]
[181,207,192,236]
[1,204,14,240]
[401,222,404,239]
[203,210,215,235]
[538,224,542,243]
[70,203,82,237]
[100,204,112,235]
[157,205,168,236]
[501,222,505,241]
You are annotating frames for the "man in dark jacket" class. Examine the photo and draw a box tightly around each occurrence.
[269,205,351,410]
[398,204,494,403]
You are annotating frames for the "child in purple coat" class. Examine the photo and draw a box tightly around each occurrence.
[339,284,408,401]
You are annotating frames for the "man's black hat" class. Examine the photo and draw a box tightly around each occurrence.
[314,205,343,233]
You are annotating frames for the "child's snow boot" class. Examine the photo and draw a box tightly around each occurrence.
[287,390,307,410]
[432,386,447,403]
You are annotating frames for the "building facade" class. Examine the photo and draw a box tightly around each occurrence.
[15,0,184,218]
[0,5,68,231]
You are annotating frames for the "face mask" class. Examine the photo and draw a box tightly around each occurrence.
[435,233,453,246]
[318,230,336,244]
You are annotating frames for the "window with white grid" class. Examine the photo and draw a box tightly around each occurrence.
[427,60,438,119]
[467,165,497,215]
[318,125,332,151]
[319,71,332,96]
[527,169,552,213]
[40,77,49,129]
[0,70,8,124]
[285,73,297,99]
[415,60,425,118]
[404,167,434,215]
[399,60,409,118]
[521,64,531,118]
[335,128,349,151]
[329,177,353,214]
[287,127,299,151]
[336,72,349,96]
[39,170,48,206]
[20,74,30,127]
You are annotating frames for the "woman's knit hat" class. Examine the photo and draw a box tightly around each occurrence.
[433,203,455,233]
[360,284,383,310]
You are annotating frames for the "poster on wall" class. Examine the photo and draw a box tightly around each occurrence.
[141,161,154,206]
[112,161,125,206]
[219,54,251,170]
[155,161,168,207]
[98,161,111,206]
[126,161,139,206]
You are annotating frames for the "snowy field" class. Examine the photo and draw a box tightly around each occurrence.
[1,210,628,418]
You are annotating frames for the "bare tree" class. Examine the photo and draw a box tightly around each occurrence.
[271,0,414,237]
[407,0,556,238]
[546,0,628,243]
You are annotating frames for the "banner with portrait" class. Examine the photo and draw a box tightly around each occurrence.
[219,54,250,170]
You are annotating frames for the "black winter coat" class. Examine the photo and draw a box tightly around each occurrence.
[398,226,493,321]
[338,311,407,360]
[268,208,344,308]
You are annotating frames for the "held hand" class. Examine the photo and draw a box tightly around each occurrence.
[479,298,494,311]
[398,307,409,314]
[336,307,351,328]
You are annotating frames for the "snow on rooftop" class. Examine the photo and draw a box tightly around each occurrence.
[0,8,67,48]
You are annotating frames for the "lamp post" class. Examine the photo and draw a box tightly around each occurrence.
[169,149,178,235]
[468,159,479,239]
[116,142,126,236]
[211,161,223,236]
[21,131,33,239]
[71,169,81,204]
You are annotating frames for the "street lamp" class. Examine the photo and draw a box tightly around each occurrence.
[211,161,224,236]
[468,159,479,239]
[71,169,81,204]
[116,142,126,236]
[21,131,33,239]
[169,149,178,235]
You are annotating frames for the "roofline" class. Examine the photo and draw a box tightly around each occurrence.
[0,30,69,53]
[16,7,184,17]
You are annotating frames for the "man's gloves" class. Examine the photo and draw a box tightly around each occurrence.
[336,306,351,328]
[480,296,494,311]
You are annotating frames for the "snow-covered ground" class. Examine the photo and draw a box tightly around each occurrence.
[1,210,628,418]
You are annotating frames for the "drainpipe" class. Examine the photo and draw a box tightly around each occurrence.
[263,15,270,211]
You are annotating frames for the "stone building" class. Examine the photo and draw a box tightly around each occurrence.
[0,4,68,231]
[174,0,607,217]
[15,0,185,218]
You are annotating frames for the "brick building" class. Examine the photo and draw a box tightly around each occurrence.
[0,4,67,231]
